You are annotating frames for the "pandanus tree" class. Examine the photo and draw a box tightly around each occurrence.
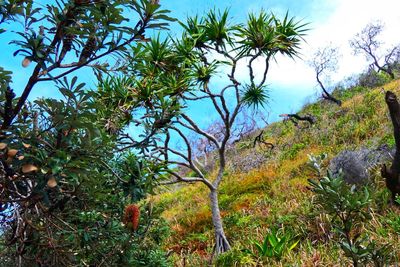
[107,9,307,255]
[0,0,175,265]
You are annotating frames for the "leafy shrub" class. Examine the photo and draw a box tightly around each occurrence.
[336,85,367,101]
[127,213,172,266]
[307,153,327,176]
[309,172,393,266]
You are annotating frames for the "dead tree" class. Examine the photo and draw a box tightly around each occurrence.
[280,113,316,128]
[381,91,400,204]
[350,22,400,79]
[308,45,342,106]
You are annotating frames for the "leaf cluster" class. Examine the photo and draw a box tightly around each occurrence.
[244,228,299,260]
[309,172,393,266]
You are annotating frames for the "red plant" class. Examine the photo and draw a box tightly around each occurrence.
[123,204,140,231]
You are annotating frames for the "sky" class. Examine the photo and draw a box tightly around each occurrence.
[2,0,400,126]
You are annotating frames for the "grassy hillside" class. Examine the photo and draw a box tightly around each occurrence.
[152,79,400,266]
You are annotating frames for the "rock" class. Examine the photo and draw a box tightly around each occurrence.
[329,145,394,185]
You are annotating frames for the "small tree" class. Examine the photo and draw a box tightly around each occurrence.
[308,45,342,106]
[350,21,400,79]
[308,155,394,267]
[309,172,393,267]
[114,9,307,255]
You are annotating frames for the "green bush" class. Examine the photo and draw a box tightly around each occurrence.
[386,197,400,234]
[309,172,393,266]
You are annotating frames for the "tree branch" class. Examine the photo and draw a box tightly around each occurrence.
[179,114,220,149]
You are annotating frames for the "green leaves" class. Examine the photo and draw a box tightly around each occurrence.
[308,172,371,219]
[274,12,308,58]
[193,61,218,85]
[0,67,12,85]
[180,15,207,48]
[203,9,232,48]
[246,228,299,260]
[0,1,178,265]
[308,171,395,266]
[0,73,171,265]
[0,0,31,28]
[11,29,48,63]
[130,0,175,30]
[180,9,233,49]
[241,84,269,108]
[236,10,275,54]
[236,10,307,58]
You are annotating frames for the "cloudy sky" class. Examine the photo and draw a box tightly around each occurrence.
[2,0,400,124]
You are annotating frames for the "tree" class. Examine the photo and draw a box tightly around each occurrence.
[0,1,175,265]
[350,21,400,79]
[111,9,307,256]
[308,45,342,106]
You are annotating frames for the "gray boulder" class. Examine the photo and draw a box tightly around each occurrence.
[329,145,394,185]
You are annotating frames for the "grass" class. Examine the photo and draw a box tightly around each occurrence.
[153,79,400,266]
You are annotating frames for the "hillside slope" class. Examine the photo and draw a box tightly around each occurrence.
[153,79,400,266]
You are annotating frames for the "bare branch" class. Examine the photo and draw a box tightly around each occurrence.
[180,114,220,148]
[165,169,214,190]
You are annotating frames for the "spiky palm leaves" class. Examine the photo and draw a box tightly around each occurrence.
[180,9,233,49]
[236,10,307,58]
[242,84,269,109]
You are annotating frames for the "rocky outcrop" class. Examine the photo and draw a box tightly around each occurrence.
[329,145,394,185]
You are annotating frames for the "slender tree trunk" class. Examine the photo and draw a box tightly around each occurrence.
[316,73,342,106]
[209,188,231,256]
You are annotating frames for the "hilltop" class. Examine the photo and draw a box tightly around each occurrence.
[152,78,400,266]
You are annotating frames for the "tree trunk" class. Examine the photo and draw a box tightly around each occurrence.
[316,74,342,106]
[209,189,231,256]
[322,92,342,106]
[381,91,400,204]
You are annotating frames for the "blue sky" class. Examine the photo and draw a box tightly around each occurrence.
[2,0,400,127]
